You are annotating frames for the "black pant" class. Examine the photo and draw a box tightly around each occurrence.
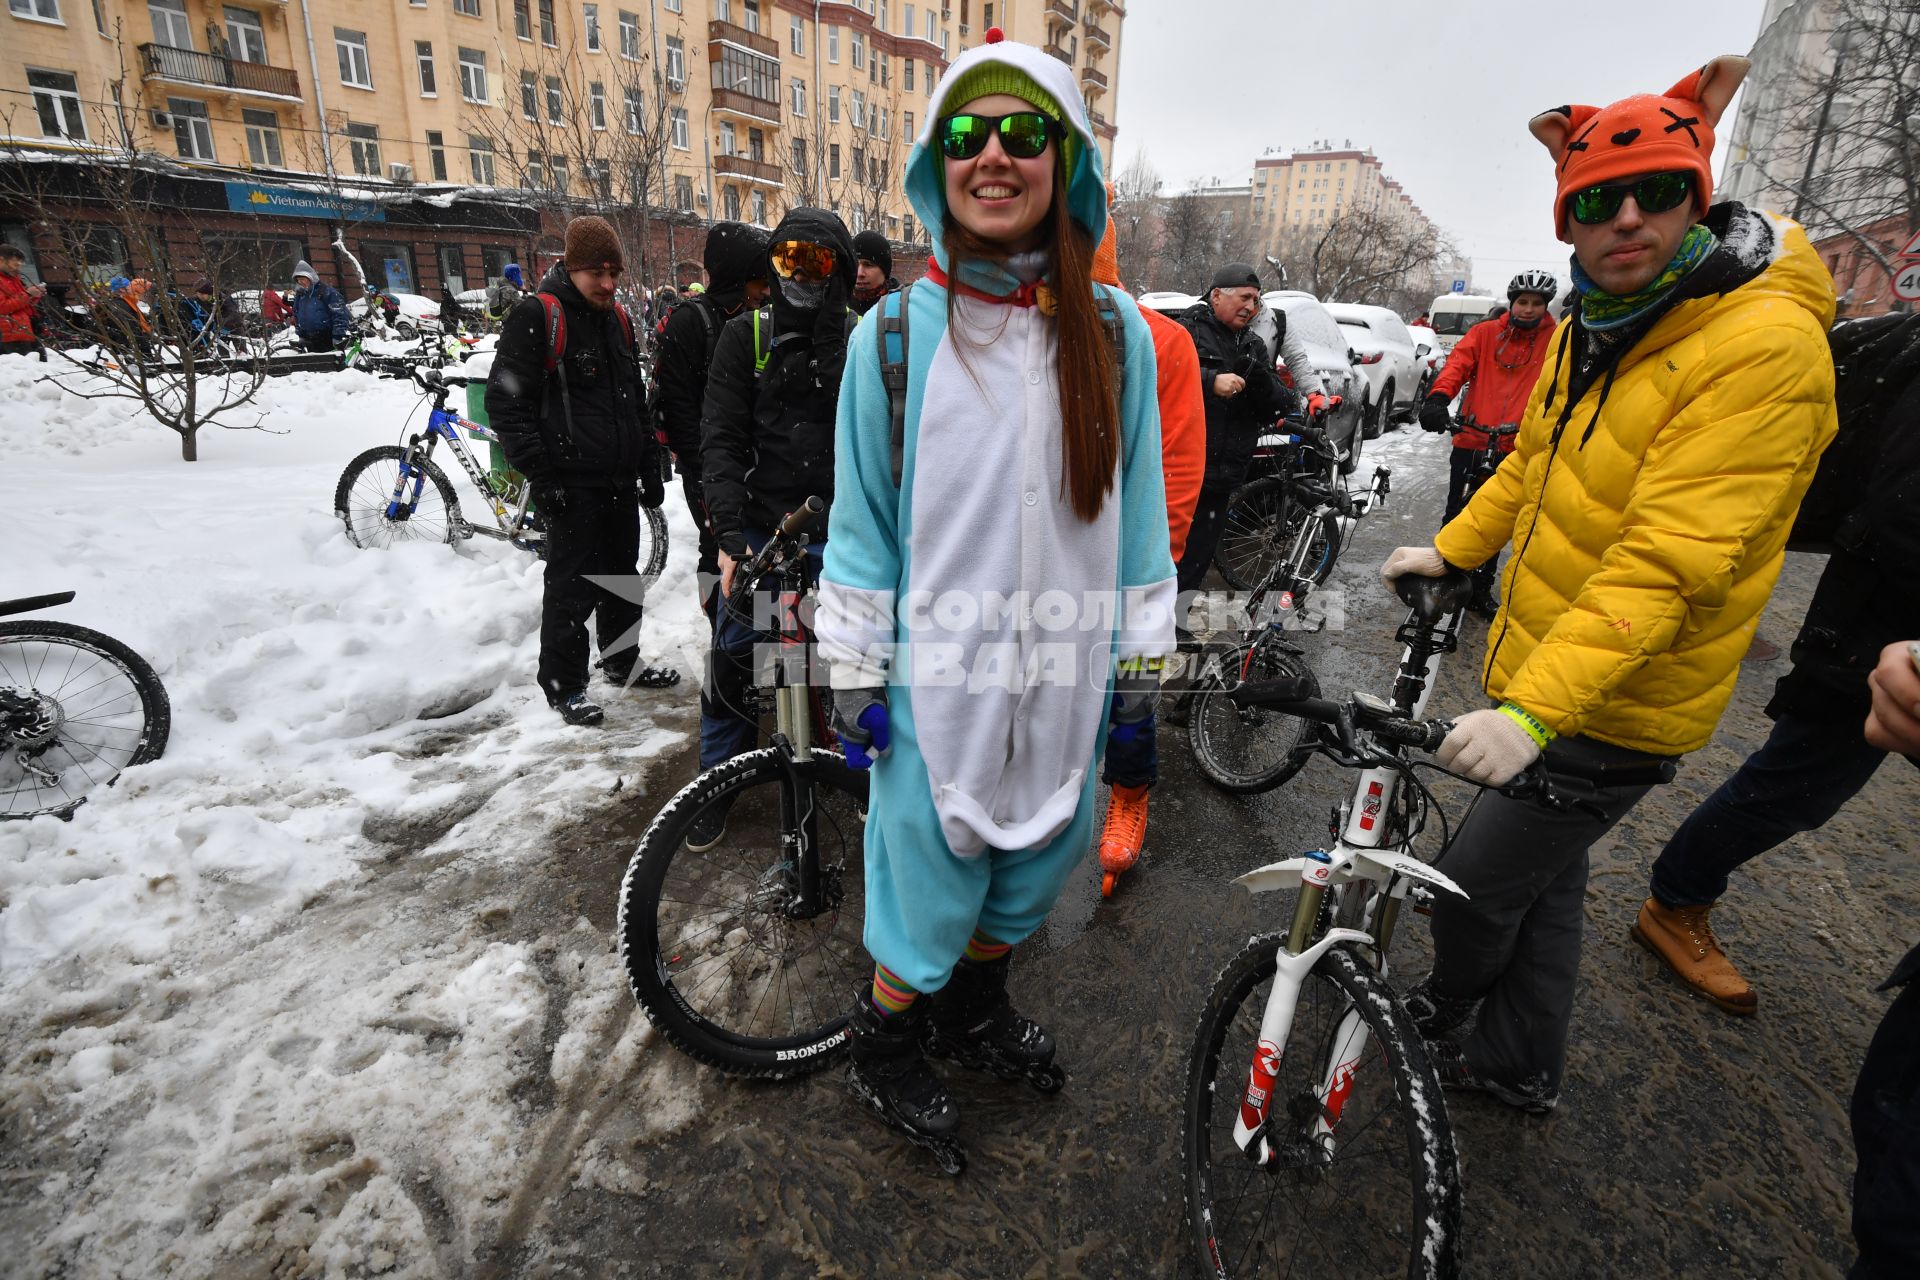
[1445,447,1502,603]
[299,331,337,353]
[1853,969,1920,1278]
[682,472,720,623]
[538,484,645,702]
[1427,734,1666,1097]
[1,340,44,360]
[1177,479,1236,596]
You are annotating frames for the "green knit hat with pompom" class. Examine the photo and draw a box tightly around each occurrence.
[939,54,1078,175]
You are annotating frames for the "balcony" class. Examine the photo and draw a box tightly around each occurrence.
[1081,65,1108,92]
[714,153,783,186]
[1088,108,1116,140]
[1044,43,1071,64]
[1046,0,1079,23]
[709,86,781,126]
[1086,23,1111,49]
[708,18,778,58]
[138,43,298,99]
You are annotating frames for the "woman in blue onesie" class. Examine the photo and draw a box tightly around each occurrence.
[814,30,1176,1153]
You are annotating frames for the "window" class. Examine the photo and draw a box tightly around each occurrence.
[583,3,600,51]
[879,55,888,88]
[852,90,865,129]
[670,106,688,149]
[415,42,438,96]
[345,121,380,176]
[717,121,737,156]
[524,151,544,189]
[519,72,536,119]
[224,7,266,63]
[878,1,887,30]
[926,62,934,96]
[903,214,915,244]
[663,0,680,10]
[748,126,763,161]
[91,0,105,34]
[468,135,497,184]
[453,0,479,14]
[9,0,62,21]
[335,29,371,88]
[459,48,487,103]
[425,129,448,181]
[28,70,85,140]
[714,0,728,18]
[675,174,694,210]
[243,107,281,165]
[586,159,611,199]
[829,142,840,180]
[790,138,805,174]
[623,86,643,133]
[852,147,864,184]
[538,0,555,46]
[924,9,934,40]
[751,189,766,224]
[723,187,741,220]
[789,15,803,55]
[618,9,639,58]
[743,0,761,33]
[589,81,607,129]
[790,78,805,117]
[904,110,913,137]
[939,28,947,56]
[167,96,214,159]
[544,75,562,124]
[984,3,993,27]
[711,45,777,102]
[549,153,568,193]
[149,0,190,48]
[904,3,914,35]
[852,32,864,69]
[903,59,913,92]
[828,86,840,123]
[827,26,838,63]
[513,0,530,39]
[665,36,684,86]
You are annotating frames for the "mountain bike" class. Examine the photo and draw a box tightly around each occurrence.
[1214,415,1345,592]
[332,366,669,576]
[1,591,171,820]
[617,498,868,1078]
[1183,571,1677,1278]
[1186,461,1393,793]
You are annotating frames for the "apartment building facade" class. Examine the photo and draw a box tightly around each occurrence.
[1,0,1126,295]
[1247,143,1437,263]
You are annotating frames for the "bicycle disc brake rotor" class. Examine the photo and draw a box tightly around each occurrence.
[0,688,65,752]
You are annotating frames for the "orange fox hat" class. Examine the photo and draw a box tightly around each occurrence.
[1530,55,1749,242]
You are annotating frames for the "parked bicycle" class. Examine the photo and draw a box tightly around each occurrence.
[331,366,669,575]
[617,498,867,1078]
[1182,570,1676,1278]
[1,591,171,820]
[1213,413,1346,592]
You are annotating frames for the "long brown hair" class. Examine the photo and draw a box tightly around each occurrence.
[942,144,1119,523]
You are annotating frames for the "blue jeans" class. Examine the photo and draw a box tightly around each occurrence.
[1650,711,1888,908]
[696,530,824,771]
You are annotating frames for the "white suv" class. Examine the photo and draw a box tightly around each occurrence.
[1325,302,1423,438]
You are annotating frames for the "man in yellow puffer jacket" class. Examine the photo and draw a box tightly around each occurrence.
[1382,54,1839,1113]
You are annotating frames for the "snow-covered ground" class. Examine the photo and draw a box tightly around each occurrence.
[0,353,710,1275]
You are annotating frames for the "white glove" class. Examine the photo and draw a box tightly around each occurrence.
[1437,707,1542,786]
[1380,545,1448,595]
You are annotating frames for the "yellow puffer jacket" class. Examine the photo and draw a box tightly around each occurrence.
[1435,207,1837,756]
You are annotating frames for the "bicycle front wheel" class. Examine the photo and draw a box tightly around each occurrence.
[1188,641,1321,794]
[1216,477,1296,592]
[639,503,669,581]
[1185,939,1460,1279]
[618,746,869,1077]
[0,621,171,819]
[335,445,464,549]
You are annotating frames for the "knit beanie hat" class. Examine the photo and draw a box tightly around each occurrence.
[563,215,624,271]
[940,30,1078,174]
[853,230,892,278]
[1530,55,1749,242]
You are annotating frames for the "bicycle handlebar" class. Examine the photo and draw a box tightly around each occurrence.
[725,496,826,615]
[1450,421,1518,438]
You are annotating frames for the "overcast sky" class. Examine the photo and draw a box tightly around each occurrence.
[1112,0,1768,291]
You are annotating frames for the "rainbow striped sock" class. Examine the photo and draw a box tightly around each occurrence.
[963,929,1012,964]
[869,964,918,1015]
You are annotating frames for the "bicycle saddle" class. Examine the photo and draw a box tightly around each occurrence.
[1395,570,1473,624]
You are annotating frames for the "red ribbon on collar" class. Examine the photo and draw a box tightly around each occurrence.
[925,260,1056,314]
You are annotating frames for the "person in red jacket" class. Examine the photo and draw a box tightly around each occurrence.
[1417,268,1559,614]
[260,286,292,328]
[1089,205,1207,894]
[0,245,45,358]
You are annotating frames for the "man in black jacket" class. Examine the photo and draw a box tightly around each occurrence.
[850,229,900,316]
[652,221,771,622]
[485,215,675,726]
[687,208,855,840]
[1174,262,1292,597]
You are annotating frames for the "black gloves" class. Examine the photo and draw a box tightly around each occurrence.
[1419,395,1451,433]
[640,460,665,510]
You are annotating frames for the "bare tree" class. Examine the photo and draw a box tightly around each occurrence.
[1147,187,1261,295]
[1108,147,1163,285]
[1269,198,1456,315]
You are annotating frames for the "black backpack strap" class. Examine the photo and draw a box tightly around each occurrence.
[877,281,913,488]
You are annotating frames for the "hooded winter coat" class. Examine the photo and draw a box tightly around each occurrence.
[700,207,857,555]
[290,272,349,341]
[1434,204,1839,755]
[652,221,770,474]
[1428,310,1558,451]
[484,264,654,489]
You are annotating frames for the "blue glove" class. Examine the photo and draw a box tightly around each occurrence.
[832,687,891,769]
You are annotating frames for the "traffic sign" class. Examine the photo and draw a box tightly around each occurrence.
[1450,279,1466,294]
[1893,260,1920,303]
[1899,227,1920,258]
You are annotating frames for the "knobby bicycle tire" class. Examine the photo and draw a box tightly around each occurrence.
[618,746,870,1078]
[334,445,464,549]
[1185,938,1460,1280]
[0,621,172,819]
[1216,477,1297,592]
[639,504,669,581]
[1188,643,1321,794]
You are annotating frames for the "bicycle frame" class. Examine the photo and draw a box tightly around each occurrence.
[385,384,541,545]
[1226,605,1470,1167]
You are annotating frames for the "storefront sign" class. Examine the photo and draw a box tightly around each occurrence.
[222,181,386,223]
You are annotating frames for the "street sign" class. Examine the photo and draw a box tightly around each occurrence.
[1896,227,1920,258]
[1450,279,1466,294]
[1893,260,1920,303]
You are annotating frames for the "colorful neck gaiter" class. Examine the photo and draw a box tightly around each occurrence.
[1573,223,1718,332]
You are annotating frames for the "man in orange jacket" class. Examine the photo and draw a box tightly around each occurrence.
[1089,209,1206,893]
[1418,269,1559,614]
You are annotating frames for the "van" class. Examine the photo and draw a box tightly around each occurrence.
[1427,293,1500,353]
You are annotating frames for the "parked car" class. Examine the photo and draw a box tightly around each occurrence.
[347,291,443,338]
[1325,302,1423,438]
[1258,291,1367,474]
[1407,323,1443,400]
[1137,290,1201,317]
[1426,292,1501,354]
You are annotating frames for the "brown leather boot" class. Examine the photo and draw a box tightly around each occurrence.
[1631,898,1757,1015]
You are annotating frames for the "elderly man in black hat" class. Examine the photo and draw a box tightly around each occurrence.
[1174,262,1293,595]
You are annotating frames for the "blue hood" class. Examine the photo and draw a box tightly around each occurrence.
[905,38,1107,288]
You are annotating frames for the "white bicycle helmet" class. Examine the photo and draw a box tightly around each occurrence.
[1508,269,1557,303]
